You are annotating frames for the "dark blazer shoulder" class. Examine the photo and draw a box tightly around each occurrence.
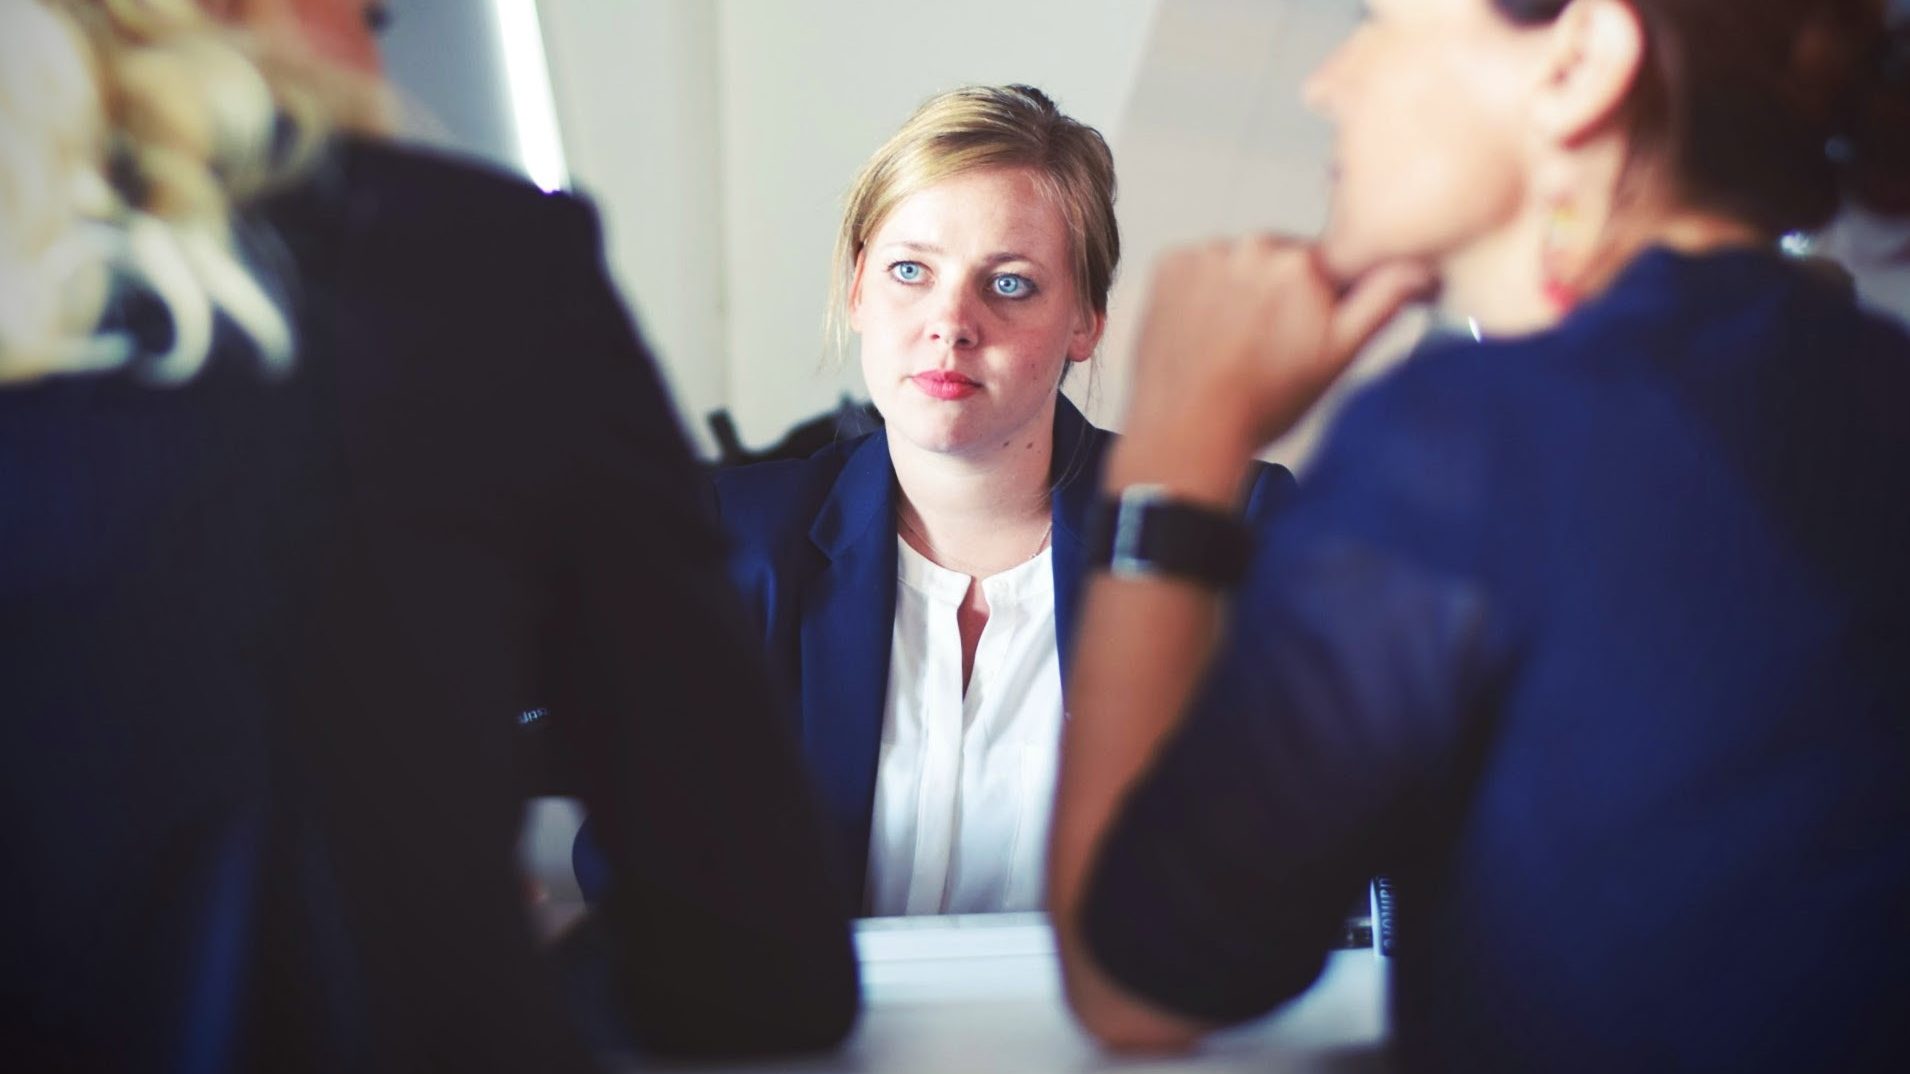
[260,138,601,286]
[336,138,589,228]
[1049,398,1294,530]
[713,434,874,556]
[259,137,640,423]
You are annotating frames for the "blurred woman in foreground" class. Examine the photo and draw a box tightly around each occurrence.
[0,2,855,1069]
[1051,1,1910,1069]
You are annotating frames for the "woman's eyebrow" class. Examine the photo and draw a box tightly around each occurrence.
[874,240,1048,267]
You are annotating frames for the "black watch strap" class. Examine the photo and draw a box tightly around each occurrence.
[1085,484,1254,590]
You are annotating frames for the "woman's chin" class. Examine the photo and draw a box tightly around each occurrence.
[1316,226,1387,286]
[888,415,982,458]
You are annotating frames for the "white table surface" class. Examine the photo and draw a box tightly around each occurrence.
[614,913,1392,1073]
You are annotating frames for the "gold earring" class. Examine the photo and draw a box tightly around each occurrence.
[1539,201,1585,313]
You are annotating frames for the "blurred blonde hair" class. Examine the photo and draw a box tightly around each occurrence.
[0,0,382,385]
[827,84,1119,361]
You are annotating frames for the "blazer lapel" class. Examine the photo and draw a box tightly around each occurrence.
[1049,397,1110,686]
[800,432,898,904]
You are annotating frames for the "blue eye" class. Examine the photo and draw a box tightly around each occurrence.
[991,274,1035,298]
[889,261,925,283]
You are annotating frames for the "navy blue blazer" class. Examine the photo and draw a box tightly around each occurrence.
[713,397,1296,908]
[1079,248,1910,1071]
[2,141,856,1071]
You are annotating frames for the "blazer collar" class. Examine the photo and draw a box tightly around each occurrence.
[1048,395,1110,680]
[795,398,1110,908]
[806,396,1105,561]
[1048,395,1104,546]
[800,429,899,909]
[808,428,897,559]
[800,398,1110,661]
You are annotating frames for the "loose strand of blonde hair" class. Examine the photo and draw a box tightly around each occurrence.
[0,0,377,385]
[0,2,118,381]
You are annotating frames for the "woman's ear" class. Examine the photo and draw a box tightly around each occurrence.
[1067,309,1107,363]
[1531,0,1646,148]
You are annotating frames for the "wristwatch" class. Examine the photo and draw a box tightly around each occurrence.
[1086,483,1254,590]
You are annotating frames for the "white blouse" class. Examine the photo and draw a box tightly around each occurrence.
[863,537,1065,917]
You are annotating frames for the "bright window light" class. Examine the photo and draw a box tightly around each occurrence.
[490,0,570,192]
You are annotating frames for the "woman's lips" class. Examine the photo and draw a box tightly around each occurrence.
[910,371,981,400]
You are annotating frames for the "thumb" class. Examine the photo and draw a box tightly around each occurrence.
[1328,261,1436,360]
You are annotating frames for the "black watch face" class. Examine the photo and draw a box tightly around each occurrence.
[1091,494,1250,587]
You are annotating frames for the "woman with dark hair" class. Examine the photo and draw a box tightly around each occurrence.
[1050,0,1910,1069]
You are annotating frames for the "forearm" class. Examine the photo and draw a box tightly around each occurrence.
[1049,431,1256,1048]
[1049,239,1425,1047]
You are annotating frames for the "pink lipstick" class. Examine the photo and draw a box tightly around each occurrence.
[910,370,981,400]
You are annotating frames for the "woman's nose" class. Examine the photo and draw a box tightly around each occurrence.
[926,284,980,348]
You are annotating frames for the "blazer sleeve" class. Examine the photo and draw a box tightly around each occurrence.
[1077,365,1500,1024]
[532,193,858,1056]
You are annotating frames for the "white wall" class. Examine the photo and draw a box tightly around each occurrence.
[380,1,521,175]
[1089,0,1431,470]
[537,2,727,445]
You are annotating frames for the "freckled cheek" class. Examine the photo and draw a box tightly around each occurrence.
[862,349,909,393]
[880,298,947,347]
[858,311,922,366]
[989,328,1074,386]
[857,332,911,392]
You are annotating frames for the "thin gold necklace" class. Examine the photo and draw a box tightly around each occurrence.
[896,509,1052,579]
